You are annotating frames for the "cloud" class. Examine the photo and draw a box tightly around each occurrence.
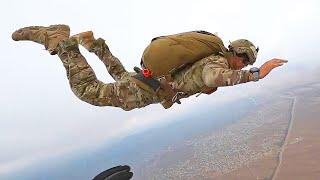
[1,0,320,176]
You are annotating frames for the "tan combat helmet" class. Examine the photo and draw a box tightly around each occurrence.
[229,39,259,65]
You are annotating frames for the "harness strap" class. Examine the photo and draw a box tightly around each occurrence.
[158,77,185,109]
[132,72,160,92]
[131,67,184,109]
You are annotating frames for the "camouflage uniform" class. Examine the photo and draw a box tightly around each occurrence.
[57,37,159,111]
[171,55,253,98]
[12,25,253,111]
[57,37,252,110]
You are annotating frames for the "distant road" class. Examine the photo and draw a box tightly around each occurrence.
[271,95,297,180]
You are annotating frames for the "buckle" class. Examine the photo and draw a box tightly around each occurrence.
[172,92,185,104]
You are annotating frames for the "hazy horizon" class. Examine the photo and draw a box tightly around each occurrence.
[1,0,320,178]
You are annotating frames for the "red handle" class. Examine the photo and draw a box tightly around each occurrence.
[142,69,152,78]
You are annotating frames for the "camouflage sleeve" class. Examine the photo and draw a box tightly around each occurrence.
[201,56,253,87]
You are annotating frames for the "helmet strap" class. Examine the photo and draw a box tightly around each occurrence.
[224,52,237,69]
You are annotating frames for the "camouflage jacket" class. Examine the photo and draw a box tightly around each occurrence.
[171,54,253,99]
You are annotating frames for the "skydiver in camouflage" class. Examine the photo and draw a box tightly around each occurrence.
[11,24,287,111]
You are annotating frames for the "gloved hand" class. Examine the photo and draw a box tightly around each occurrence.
[92,165,133,180]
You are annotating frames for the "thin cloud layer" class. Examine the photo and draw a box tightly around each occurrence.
[1,0,319,175]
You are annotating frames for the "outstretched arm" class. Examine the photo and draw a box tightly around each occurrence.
[202,56,288,88]
[201,57,254,87]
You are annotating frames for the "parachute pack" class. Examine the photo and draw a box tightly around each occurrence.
[141,31,228,78]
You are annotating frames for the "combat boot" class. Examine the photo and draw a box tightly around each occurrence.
[12,24,70,55]
[71,31,95,52]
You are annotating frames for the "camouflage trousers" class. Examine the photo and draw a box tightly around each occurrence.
[56,37,159,111]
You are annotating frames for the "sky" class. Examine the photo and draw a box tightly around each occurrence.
[1,0,320,177]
